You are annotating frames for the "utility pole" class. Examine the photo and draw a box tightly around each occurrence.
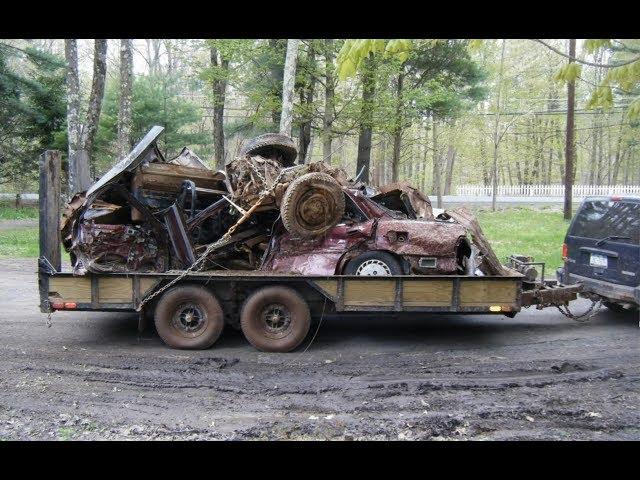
[564,39,576,220]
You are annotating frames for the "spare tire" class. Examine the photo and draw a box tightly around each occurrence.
[280,172,345,237]
[240,133,298,167]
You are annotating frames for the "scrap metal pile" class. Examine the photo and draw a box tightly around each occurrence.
[61,126,506,278]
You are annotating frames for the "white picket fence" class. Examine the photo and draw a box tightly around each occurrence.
[456,184,640,198]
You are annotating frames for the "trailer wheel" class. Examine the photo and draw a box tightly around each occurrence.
[240,286,311,352]
[280,172,345,238]
[154,285,224,350]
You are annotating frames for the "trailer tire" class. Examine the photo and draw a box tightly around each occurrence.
[154,285,224,350]
[240,286,311,352]
[280,172,345,238]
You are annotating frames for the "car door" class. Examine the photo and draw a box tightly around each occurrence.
[565,198,640,287]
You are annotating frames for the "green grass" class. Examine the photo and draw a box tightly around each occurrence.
[0,203,38,220]
[0,228,39,258]
[476,206,570,272]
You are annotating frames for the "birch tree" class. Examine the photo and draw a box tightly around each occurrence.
[64,39,108,193]
[64,39,82,193]
[117,39,133,158]
[279,39,300,137]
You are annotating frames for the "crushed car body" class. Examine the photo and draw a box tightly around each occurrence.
[61,126,502,279]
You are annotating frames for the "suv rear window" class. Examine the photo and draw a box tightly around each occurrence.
[570,199,640,244]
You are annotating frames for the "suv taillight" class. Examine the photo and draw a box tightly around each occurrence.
[562,242,568,261]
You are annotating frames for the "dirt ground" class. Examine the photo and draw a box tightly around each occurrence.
[0,258,638,441]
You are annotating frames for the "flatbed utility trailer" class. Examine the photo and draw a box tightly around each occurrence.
[37,151,582,352]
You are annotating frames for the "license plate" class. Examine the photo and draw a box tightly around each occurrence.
[590,253,608,268]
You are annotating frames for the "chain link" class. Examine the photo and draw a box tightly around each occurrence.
[556,298,603,322]
[135,163,299,313]
[46,311,52,328]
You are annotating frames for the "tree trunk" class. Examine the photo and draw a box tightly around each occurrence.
[210,47,229,170]
[279,39,300,137]
[297,43,316,164]
[432,116,442,208]
[443,145,456,195]
[82,39,107,157]
[422,119,429,192]
[117,39,133,159]
[491,39,507,211]
[322,39,335,162]
[64,39,82,193]
[564,39,577,220]
[611,124,624,184]
[356,54,376,183]
[268,40,285,128]
[391,70,404,182]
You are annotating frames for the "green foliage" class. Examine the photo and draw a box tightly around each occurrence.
[584,39,612,54]
[336,39,412,80]
[233,40,287,133]
[581,40,640,119]
[554,62,582,82]
[0,42,66,191]
[94,74,209,173]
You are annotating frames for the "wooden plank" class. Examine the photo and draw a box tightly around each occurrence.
[344,280,395,306]
[459,279,517,306]
[402,279,453,306]
[49,277,92,302]
[38,151,61,272]
[140,277,160,297]
[98,277,133,303]
[312,280,338,299]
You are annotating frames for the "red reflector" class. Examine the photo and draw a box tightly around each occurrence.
[64,302,77,309]
[562,243,568,261]
[51,302,64,309]
[611,195,621,201]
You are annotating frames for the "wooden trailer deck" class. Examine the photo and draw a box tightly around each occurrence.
[41,269,525,315]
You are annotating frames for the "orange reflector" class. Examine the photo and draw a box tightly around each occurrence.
[64,302,77,309]
[489,305,502,312]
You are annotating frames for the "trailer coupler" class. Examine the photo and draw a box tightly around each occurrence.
[521,282,583,309]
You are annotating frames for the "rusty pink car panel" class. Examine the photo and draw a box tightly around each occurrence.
[264,189,468,276]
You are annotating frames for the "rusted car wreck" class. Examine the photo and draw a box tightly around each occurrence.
[61,126,502,279]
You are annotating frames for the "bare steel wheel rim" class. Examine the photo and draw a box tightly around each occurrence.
[355,259,392,276]
[260,303,292,339]
[171,303,207,337]
[296,189,335,229]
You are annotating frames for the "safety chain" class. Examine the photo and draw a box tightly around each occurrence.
[556,298,603,322]
[135,164,296,313]
[46,310,53,328]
